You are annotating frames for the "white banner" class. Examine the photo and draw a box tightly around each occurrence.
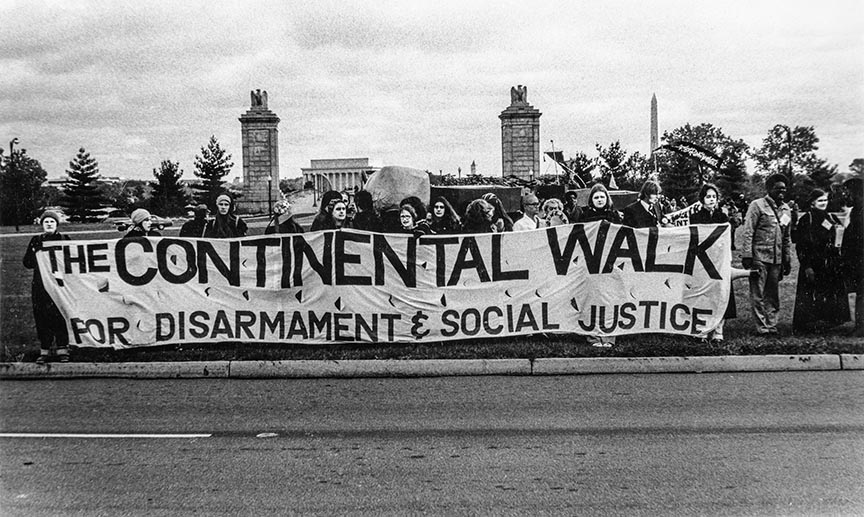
[36,222,731,348]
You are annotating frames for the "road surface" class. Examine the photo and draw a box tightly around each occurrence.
[1,371,863,515]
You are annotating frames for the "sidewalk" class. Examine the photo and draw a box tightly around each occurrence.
[1,355,862,380]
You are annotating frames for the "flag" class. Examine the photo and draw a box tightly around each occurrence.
[656,141,723,171]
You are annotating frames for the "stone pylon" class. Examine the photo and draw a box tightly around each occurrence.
[239,89,280,214]
[499,85,541,179]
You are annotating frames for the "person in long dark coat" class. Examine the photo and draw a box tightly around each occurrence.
[792,188,850,333]
[204,194,247,238]
[351,190,383,233]
[23,211,71,363]
[179,204,209,238]
[842,178,864,336]
[579,183,622,224]
[690,183,737,341]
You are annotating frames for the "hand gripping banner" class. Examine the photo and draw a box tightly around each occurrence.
[36,222,731,348]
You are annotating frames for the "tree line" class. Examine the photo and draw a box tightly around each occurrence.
[2,123,862,228]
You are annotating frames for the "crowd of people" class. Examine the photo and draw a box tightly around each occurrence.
[23,175,864,361]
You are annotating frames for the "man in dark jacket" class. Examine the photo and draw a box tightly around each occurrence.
[623,180,664,228]
[204,193,248,238]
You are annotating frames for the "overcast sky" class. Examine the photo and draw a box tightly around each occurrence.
[2,0,861,182]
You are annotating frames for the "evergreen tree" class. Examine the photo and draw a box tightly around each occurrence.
[192,136,234,207]
[750,125,819,180]
[0,146,48,229]
[713,141,749,203]
[596,141,628,188]
[62,147,105,222]
[619,151,653,192]
[564,151,597,187]
[150,160,189,216]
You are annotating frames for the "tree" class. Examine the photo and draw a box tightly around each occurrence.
[61,147,105,222]
[596,141,628,188]
[618,151,653,192]
[658,123,750,203]
[191,136,234,207]
[0,147,48,229]
[750,125,819,181]
[564,151,597,187]
[150,160,190,216]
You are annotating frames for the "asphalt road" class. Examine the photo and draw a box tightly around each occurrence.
[2,371,863,515]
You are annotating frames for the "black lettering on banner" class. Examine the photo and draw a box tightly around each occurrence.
[515,304,538,332]
[356,314,378,342]
[287,311,308,339]
[189,311,210,339]
[197,241,240,286]
[157,239,197,284]
[380,314,400,341]
[491,234,529,281]
[691,308,712,334]
[441,310,459,337]
[235,310,256,339]
[618,302,637,330]
[87,243,111,273]
[603,226,643,273]
[309,311,331,340]
[373,234,416,287]
[670,304,690,331]
[644,227,683,273]
[116,239,157,286]
[294,233,332,286]
[335,232,372,286]
[107,317,130,346]
[241,237,281,288]
[260,311,284,339]
[156,313,174,341]
[598,306,618,333]
[461,308,481,336]
[483,306,504,335]
[280,237,293,288]
[684,225,724,279]
[63,244,87,274]
[333,313,353,341]
[639,300,659,327]
[420,236,458,287]
[211,311,234,339]
[658,302,668,330]
[448,237,490,286]
[547,223,609,275]
[46,245,61,273]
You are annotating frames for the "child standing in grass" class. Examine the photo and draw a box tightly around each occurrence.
[23,211,71,364]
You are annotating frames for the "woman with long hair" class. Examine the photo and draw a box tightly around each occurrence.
[351,190,383,232]
[310,190,344,232]
[462,198,496,234]
[579,183,621,224]
[481,193,514,232]
[204,194,247,238]
[792,188,849,333]
[689,183,737,342]
[428,196,461,234]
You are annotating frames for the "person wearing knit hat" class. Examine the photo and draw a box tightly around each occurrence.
[265,198,304,235]
[123,208,161,239]
[204,192,247,238]
[179,204,210,238]
[23,210,71,364]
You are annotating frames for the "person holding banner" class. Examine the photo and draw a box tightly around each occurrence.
[462,198,497,233]
[310,190,343,232]
[740,174,793,335]
[792,188,849,333]
[429,196,462,234]
[23,210,71,364]
[690,183,737,341]
[623,180,665,228]
[481,193,514,232]
[539,198,569,227]
[579,183,622,224]
[124,208,161,238]
[204,194,247,238]
[400,197,432,235]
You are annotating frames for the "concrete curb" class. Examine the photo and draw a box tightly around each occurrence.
[533,355,842,375]
[229,359,531,378]
[0,355,859,380]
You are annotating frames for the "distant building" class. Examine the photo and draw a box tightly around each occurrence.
[301,158,379,194]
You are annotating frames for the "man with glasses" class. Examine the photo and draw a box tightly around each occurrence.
[513,193,541,231]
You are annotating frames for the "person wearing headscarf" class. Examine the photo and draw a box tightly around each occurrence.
[23,210,71,364]
[428,196,462,234]
[579,183,622,224]
[481,193,514,232]
[351,190,383,232]
[265,199,304,235]
[689,183,737,341]
[179,204,209,238]
[310,190,343,232]
[124,208,162,239]
[204,194,247,238]
[462,198,497,234]
[792,188,849,333]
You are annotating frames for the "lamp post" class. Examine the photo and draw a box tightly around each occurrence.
[267,175,273,216]
[9,138,20,231]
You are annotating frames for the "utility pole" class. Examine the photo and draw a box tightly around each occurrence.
[9,138,20,231]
